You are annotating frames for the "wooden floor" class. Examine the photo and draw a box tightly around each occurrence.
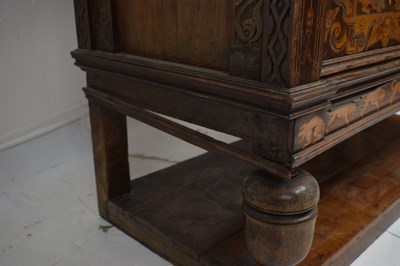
[105,116,400,266]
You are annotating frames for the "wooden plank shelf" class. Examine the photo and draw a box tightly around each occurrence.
[102,116,400,266]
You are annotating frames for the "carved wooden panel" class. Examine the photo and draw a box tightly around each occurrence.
[327,79,400,133]
[261,0,325,88]
[324,0,400,60]
[261,0,291,86]
[229,0,264,79]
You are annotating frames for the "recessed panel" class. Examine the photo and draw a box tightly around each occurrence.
[114,0,231,71]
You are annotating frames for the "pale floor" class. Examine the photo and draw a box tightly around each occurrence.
[0,116,399,266]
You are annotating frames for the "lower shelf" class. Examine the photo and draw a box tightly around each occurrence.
[104,116,400,266]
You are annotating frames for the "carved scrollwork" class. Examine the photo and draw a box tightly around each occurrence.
[229,0,264,80]
[232,0,324,87]
[235,0,264,44]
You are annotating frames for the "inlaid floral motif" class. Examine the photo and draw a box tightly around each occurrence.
[325,0,400,56]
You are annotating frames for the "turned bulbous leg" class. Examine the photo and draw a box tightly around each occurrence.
[242,169,320,266]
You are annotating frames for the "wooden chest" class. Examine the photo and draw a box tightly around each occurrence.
[72,1,400,265]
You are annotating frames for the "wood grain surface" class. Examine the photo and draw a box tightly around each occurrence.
[114,0,231,71]
[100,116,400,266]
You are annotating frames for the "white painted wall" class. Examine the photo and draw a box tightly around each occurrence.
[0,0,86,150]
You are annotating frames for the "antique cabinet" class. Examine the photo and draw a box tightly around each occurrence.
[72,1,400,265]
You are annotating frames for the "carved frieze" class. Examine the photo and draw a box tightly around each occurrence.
[235,0,264,45]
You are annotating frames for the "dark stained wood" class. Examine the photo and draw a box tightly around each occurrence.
[85,87,292,179]
[71,49,296,113]
[229,0,263,79]
[76,0,331,87]
[327,80,400,134]
[88,101,131,218]
[300,142,400,265]
[326,60,400,101]
[292,101,400,167]
[98,116,400,266]
[108,141,255,266]
[82,68,400,169]
[72,48,400,166]
[242,169,319,266]
[84,71,300,165]
[114,0,163,58]
[73,0,115,51]
[261,0,326,87]
[72,1,400,264]
[114,0,231,71]
[71,48,400,114]
[322,47,400,77]
[292,78,400,154]
[88,0,115,52]
[73,0,91,49]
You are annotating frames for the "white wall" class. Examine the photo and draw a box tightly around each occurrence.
[0,0,86,150]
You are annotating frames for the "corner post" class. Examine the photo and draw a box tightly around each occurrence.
[88,100,131,219]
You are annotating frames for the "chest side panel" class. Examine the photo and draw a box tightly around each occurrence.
[114,0,232,71]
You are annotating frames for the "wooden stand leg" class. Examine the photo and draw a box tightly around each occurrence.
[242,169,319,266]
[88,100,131,219]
